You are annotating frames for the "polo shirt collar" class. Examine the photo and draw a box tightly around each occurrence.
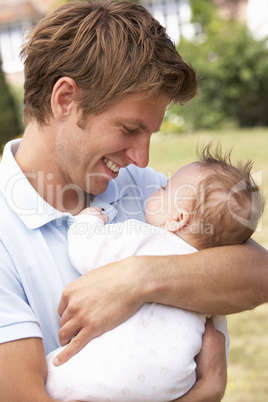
[91,177,128,222]
[0,139,70,229]
[0,139,128,228]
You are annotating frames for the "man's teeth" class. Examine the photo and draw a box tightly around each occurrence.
[103,157,120,173]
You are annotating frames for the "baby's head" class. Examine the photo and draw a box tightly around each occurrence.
[145,143,264,249]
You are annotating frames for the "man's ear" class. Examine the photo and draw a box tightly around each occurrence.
[164,209,190,233]
[51,77,79,120]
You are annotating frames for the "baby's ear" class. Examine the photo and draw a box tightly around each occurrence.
[164,209,189,233]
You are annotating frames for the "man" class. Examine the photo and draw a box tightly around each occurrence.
[0,1,267,401]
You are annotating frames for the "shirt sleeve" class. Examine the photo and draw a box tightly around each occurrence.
[0,240,42,344]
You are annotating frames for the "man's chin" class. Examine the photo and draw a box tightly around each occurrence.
[84,181,110,197]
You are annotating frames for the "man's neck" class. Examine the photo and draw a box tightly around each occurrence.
[14,121,87,214]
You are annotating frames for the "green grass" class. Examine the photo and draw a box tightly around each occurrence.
[149,127,268,402]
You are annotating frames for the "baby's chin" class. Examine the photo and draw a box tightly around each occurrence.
[144,213,163,229]
[144,210,154,226]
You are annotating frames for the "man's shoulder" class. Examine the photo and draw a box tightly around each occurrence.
[0,191,24,237]
[0,191,13,217]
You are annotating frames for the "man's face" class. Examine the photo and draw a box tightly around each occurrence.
[55,93,169,196]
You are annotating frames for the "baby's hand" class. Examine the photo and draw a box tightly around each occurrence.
[79,207,109,224]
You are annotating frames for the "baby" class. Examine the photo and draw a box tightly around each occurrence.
[46,144,263,402]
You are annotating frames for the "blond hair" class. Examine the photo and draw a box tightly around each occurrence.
[191,143,264,249]
[21,0,198,125]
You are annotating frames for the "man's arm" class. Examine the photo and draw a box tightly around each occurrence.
[145,239,268,314]
[0,338,78,402]
[55,239,268,364]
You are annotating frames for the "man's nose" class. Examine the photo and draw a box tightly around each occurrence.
[125,135,151,168]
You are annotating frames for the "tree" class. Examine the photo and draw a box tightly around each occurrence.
[169,9,268,130]
[190,0,217,29]
[0,61,21,152]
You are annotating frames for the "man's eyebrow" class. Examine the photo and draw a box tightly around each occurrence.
[120,119,160,133]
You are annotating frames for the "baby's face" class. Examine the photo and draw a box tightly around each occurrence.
[145,162,205,228]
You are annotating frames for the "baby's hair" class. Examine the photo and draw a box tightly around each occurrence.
[191,142,264,249]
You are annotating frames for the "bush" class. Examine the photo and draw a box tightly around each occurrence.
[0,62,21,152]
[171,19,268,131]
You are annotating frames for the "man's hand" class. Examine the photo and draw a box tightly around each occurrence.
[195,318,227,399]
[173,318,227,402]
[53,257,142,366]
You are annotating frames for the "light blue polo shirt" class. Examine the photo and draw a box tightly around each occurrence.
[0,139,166,354]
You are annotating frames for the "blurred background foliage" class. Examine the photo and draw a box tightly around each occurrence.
[0,60,22,152]
[1,0,268,146]
[162,0,268,133]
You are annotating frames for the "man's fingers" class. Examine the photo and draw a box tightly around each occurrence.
[204,316,215,329]
[57,281,78,318]
[52,329,89,366]
[58,317,81,346]
[207,317,226,344]
[203,317,226,350]
[57,292,68,318]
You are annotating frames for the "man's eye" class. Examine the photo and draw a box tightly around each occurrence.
[122,126,137,136]
[161,186,166,191]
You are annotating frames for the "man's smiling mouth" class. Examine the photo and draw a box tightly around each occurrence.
[102,157,120,173]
